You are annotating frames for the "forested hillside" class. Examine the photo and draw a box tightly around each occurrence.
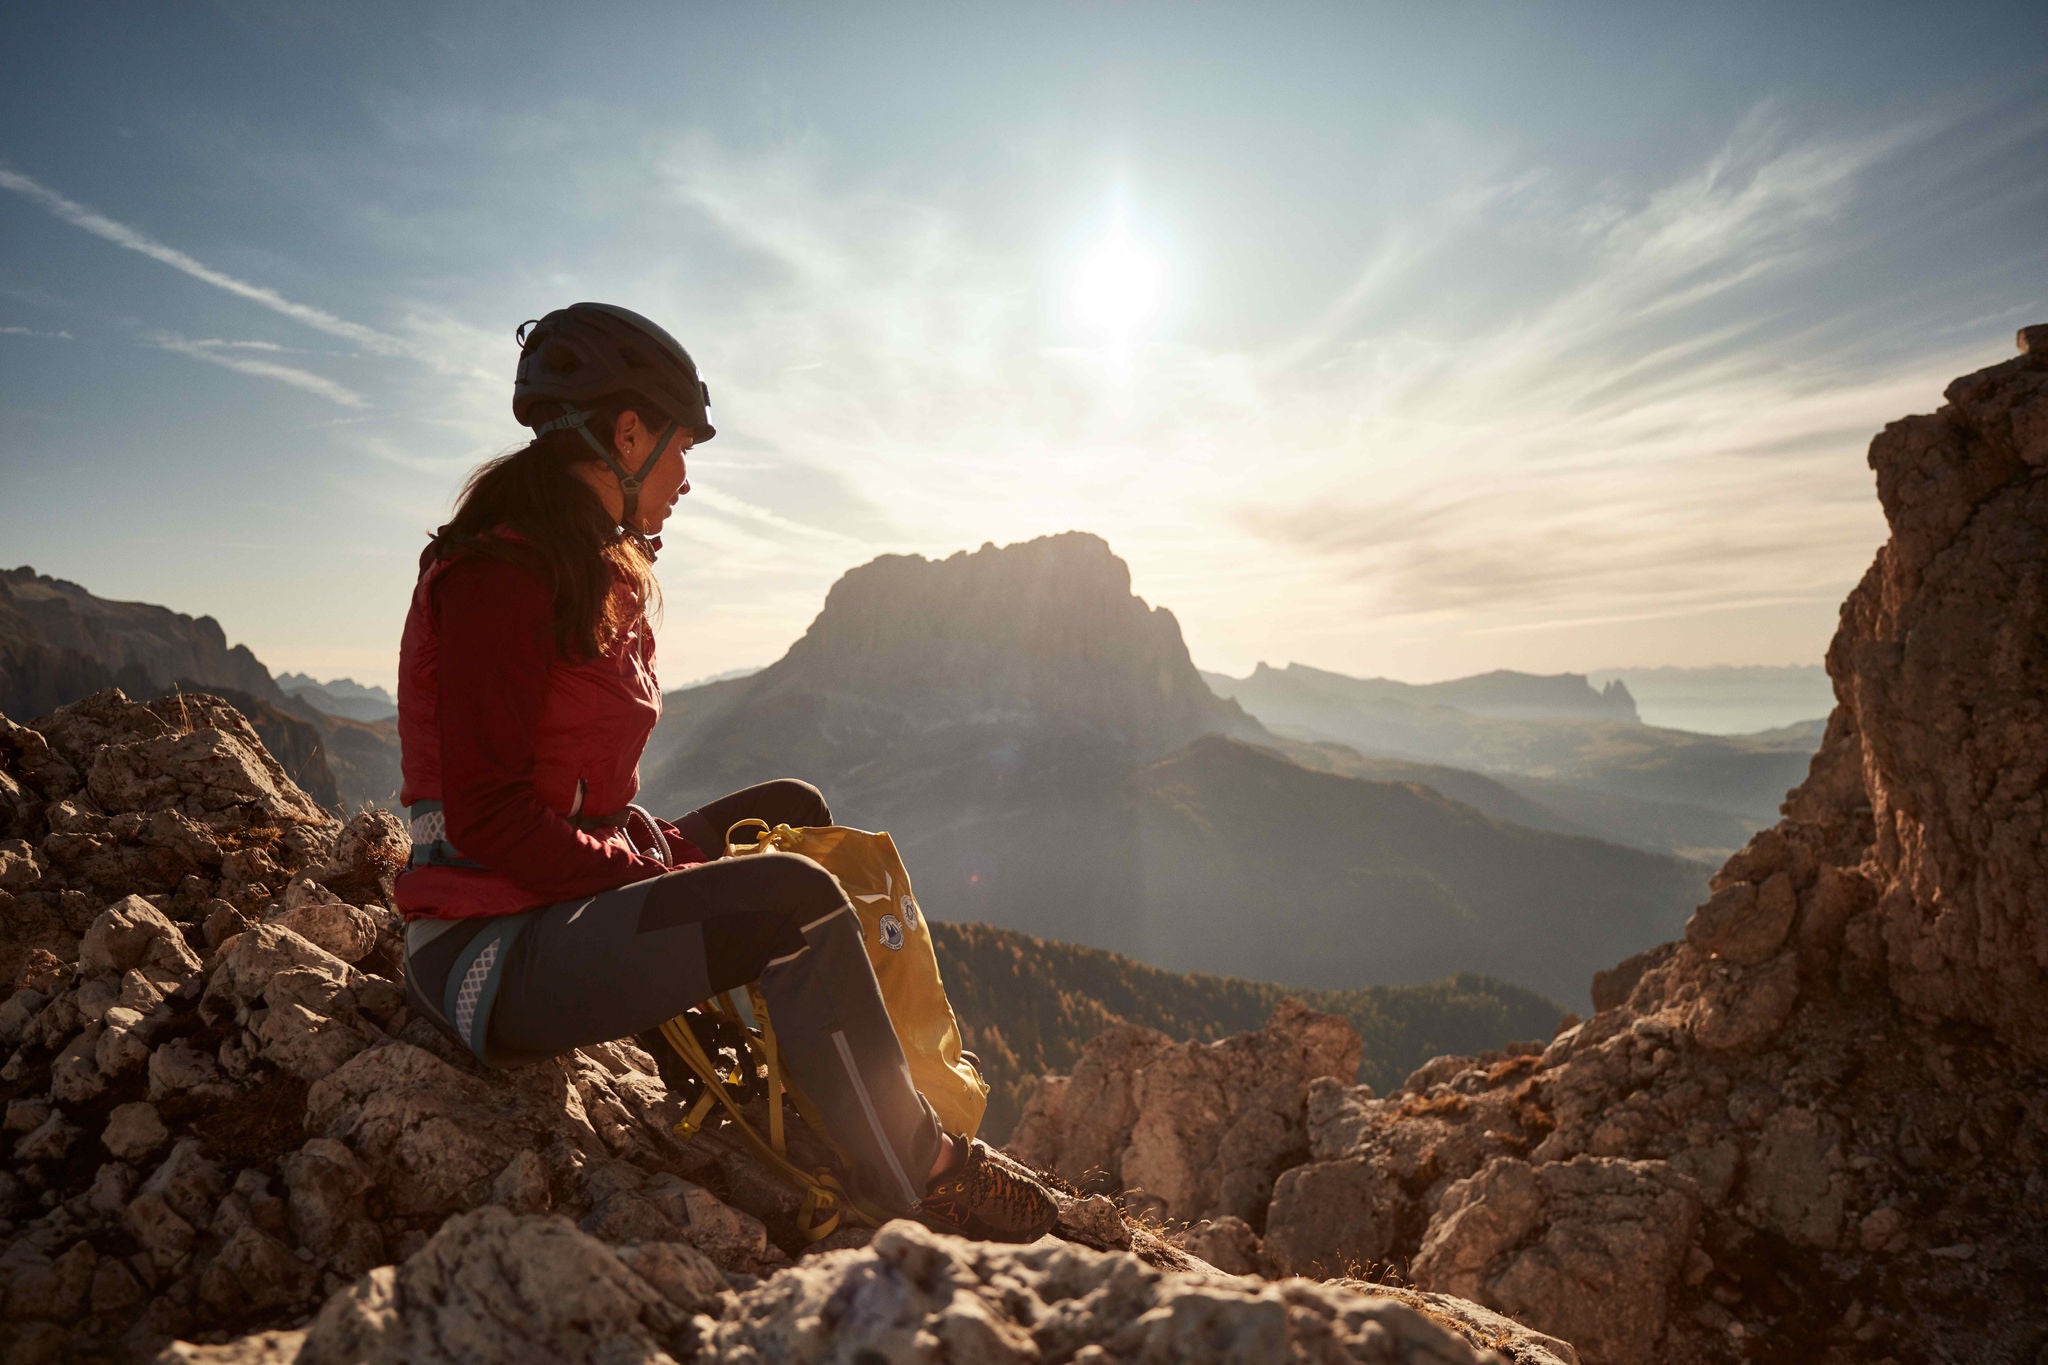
[931,920,1562,1139]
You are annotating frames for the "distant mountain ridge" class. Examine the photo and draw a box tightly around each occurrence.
[0,567,397,812]
[1205,662,1637,723]
[0,566,281,716]
[1587,663,1833,734]
[1206,657,1818,859]
[647,533,1708,1007]
[276,672,399,723]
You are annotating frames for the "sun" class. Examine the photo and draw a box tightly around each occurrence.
[1070,226,1165,352]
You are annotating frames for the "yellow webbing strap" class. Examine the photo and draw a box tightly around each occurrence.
[673,1086,718,1140]
[745,984,787,1157]
[796,1168,848,1242]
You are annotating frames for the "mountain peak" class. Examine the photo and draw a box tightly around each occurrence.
[752,532,1257,758]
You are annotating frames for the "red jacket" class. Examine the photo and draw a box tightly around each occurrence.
[394,537,702,919]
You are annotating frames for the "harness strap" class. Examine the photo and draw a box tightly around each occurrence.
[656,1007,888,1243]
[408,799,636,871]
[531,406,677,528]
[406,799,484,869]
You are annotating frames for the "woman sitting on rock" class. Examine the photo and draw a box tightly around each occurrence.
[394,302,1055,1242]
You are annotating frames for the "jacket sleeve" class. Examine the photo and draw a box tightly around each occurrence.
[433,555,668,899]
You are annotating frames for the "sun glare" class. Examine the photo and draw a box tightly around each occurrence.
[1070,225,1165,353]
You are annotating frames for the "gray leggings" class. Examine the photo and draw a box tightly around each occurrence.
[405,780,942,1215]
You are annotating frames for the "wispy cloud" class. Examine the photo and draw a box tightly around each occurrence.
[0,163,410,356]
[184,337,290,353]
[631,105,1986,680]
[0,325,74,340]
[148,333,367,408]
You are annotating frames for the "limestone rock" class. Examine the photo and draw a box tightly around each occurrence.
[0,1237,97,1323]
[1014,1000,1358,1227]
[79,894,203,981]
[1742,1106,1848,1248]
[13,1106,79,1161]
[1263,1153,1405,1277]
[268,887,380,965]
[0,836,47,890]
[697,1217,1569,1363]
[1683,873,1795,965]
[154,1330,307,1364]
[81,702,330,829]
[1007,1022,1171,1191]
[102,1099,169,1161]
[281,1137,385,1277]
[1413,1156,1701,1365]
[197,1223,319,1319]
[202,923,374,1080]
[1170,1214,1264,1275]
[303,1041,537,1218]
[292,1206,701,1365]
[1121,999,1360,1225]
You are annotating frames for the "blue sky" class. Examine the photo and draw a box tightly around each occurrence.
[2,3,2043,690]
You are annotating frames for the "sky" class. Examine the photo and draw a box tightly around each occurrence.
[2,3,2044,693]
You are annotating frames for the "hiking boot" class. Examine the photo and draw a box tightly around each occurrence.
[918,1137,1058,1243]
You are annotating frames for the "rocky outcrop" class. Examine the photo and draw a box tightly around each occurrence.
[1010,999,1360,1227]
[162,1209,1577,1365]
[1017,335,2048,1364]
[0,687,1569,1364]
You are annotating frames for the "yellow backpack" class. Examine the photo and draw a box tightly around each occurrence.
[654,820,989,1240]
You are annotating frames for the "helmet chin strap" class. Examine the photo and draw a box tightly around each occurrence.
[533,407,679,534]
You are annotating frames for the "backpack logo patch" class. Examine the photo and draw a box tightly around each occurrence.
[878,914,906,951]
[900,894,920,929]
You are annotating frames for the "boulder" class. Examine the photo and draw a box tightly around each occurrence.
[304,1042,538,1218]
[1007,1022,1171,1191]
[1013,1000,1359,1227]
[291,1207,705,1365]
[102,1100,170,1161]
[79,894,203,981]
[1120,999,1361,1225]
[1412,1156,1702,1365]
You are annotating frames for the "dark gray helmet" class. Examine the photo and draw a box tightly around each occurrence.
[511,303,714,531]
[512,302,715,443]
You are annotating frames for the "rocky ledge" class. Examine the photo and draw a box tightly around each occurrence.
[1010,332,2048,1363]
[0,685,1571,1364]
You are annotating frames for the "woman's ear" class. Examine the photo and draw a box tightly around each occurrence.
[613,408,645,457]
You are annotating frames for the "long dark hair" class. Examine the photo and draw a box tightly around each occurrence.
[432,397,661,659]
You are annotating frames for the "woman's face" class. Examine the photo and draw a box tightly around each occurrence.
[599,409,693,536]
